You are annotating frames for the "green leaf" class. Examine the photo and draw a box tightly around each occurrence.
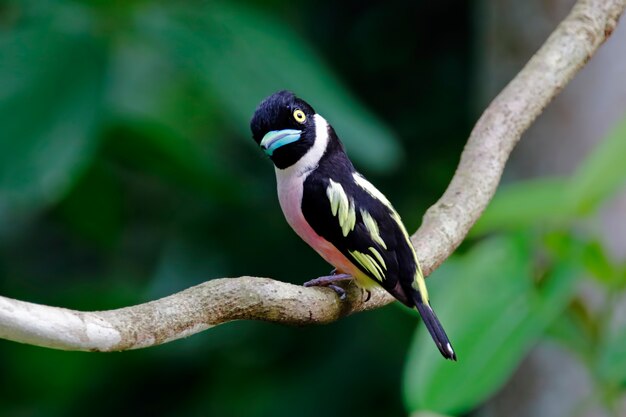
[0,25,105,212]
[473,115,626,236]
[581,240,619,286]
[470,178,571,236]
[106,30,254,202]
[597,323,626,386]
[403,236,579,415]
[136,3,402,173]
[566,115,626,214]
[546,312,590,358]
[107,30,221,145]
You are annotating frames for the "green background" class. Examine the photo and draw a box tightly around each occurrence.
[1,1,625,416]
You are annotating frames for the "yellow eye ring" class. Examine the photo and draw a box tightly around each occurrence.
[293,109,306,123]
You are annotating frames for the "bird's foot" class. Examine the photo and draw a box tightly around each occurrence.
[303,273,352,287]
[327,284,346,300]
[304,273,352,300]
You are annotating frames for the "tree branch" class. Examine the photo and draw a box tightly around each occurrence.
[413,0,626,274]
[1,0,624,352]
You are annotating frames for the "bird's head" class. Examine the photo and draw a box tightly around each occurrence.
[250,90,318,169]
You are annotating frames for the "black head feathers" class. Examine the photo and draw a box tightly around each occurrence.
[250,90,316,144]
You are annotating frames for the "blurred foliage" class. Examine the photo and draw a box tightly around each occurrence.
[1,0,625,417]
[0,0,470,416]
[404,235,578,414]
[404,116,626,415]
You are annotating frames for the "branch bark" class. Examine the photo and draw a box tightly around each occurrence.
[1,0,625,352]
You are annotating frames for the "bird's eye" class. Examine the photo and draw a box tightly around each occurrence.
[293,109,306,123]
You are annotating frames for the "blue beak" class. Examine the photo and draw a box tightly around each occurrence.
[260,129,302,156]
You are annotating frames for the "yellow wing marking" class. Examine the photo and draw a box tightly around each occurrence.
[412,269,428,303]
[353,173,393,208]
[327,179,356,237]
[353,173,429,304]
[368,247,386,270]
[360,209,387,249]
[350,250,385,282]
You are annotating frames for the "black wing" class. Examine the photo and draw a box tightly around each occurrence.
[302,167,418,307]
[300,133,456,360]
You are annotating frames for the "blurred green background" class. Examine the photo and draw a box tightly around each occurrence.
[1,1,626,416]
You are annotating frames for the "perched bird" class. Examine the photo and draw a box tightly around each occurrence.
[250,91,456,360]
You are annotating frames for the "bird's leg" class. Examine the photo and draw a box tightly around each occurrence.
[303,272,352,300]
[303,273,352,287]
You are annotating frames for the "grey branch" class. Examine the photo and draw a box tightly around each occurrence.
[1,0,624,352]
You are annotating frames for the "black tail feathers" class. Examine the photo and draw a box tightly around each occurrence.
[414,296,457,361]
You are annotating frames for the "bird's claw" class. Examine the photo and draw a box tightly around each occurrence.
[303,273,352,300]
[328,284,346,300]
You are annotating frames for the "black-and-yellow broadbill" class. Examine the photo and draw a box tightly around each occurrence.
[251,91,456,360]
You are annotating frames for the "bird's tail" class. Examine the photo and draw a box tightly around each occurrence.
[412,291,457,361]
